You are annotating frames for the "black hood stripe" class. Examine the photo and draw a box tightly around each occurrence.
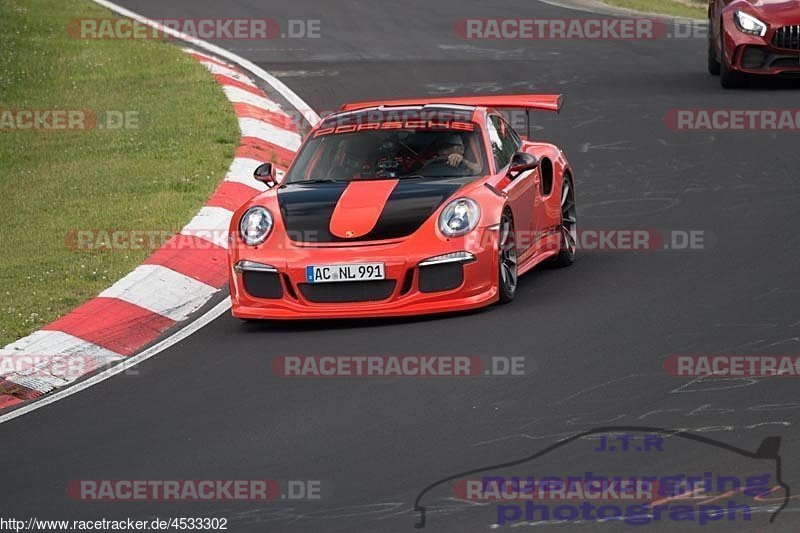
[278,180,461,243]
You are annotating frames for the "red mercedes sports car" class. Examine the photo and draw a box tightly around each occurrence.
[227,95,576,320]
[708,0,800,87]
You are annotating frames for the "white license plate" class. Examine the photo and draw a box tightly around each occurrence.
[306,263,385,283]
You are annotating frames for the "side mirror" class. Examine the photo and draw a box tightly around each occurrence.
[254,163,278,188]
[508,152,538,179]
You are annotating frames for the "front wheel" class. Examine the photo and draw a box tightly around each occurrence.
[497,210,518,304]
[708,23,720,75]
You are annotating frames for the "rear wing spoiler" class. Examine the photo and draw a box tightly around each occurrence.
[339,94,564,114]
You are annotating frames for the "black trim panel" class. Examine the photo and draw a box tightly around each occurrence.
[298,280,397,303]
[242,271,284,299]
[418,263,464,293]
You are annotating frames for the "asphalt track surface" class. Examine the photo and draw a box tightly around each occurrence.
[3,1,800,532]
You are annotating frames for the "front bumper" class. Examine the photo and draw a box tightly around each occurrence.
[228,228,500,319]
[724,22,800,75]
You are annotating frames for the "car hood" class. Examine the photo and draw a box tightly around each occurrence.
[276,178,466,243]
[739,0,800,18]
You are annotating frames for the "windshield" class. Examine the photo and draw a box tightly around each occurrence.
[284,127,487,183]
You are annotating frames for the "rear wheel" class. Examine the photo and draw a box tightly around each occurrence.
[551,175,577,268]
[497,210,518,304]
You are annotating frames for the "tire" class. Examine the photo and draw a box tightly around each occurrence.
[497,210,518,304]
[551,175,577,268]
[708,22,720,75]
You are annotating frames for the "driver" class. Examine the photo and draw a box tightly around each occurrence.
[329,139,373,180]
[433,134,480,174]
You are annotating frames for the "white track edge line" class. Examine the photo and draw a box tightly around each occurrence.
[88,0,321,126]
[0,299,231,424]
[1,0,317,423]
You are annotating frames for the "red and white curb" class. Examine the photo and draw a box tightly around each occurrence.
[0,49,305,412]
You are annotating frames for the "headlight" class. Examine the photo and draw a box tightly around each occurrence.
[734,11,767,37]
[438,198,481,237]
[239,206,273,246]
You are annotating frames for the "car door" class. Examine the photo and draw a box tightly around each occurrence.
[487,114,539,260]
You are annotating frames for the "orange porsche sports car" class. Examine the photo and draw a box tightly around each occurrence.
[227,95,576,320]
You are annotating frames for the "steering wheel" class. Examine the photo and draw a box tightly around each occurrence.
[420,155,468,177]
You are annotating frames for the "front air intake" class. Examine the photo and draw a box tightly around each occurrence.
[298,280,396,303]
[773,25,800,50]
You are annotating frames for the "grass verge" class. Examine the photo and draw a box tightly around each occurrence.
[600,0,707,19]
[0,0,239,346]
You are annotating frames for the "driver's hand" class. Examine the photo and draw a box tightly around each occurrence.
[447,153,464,167]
